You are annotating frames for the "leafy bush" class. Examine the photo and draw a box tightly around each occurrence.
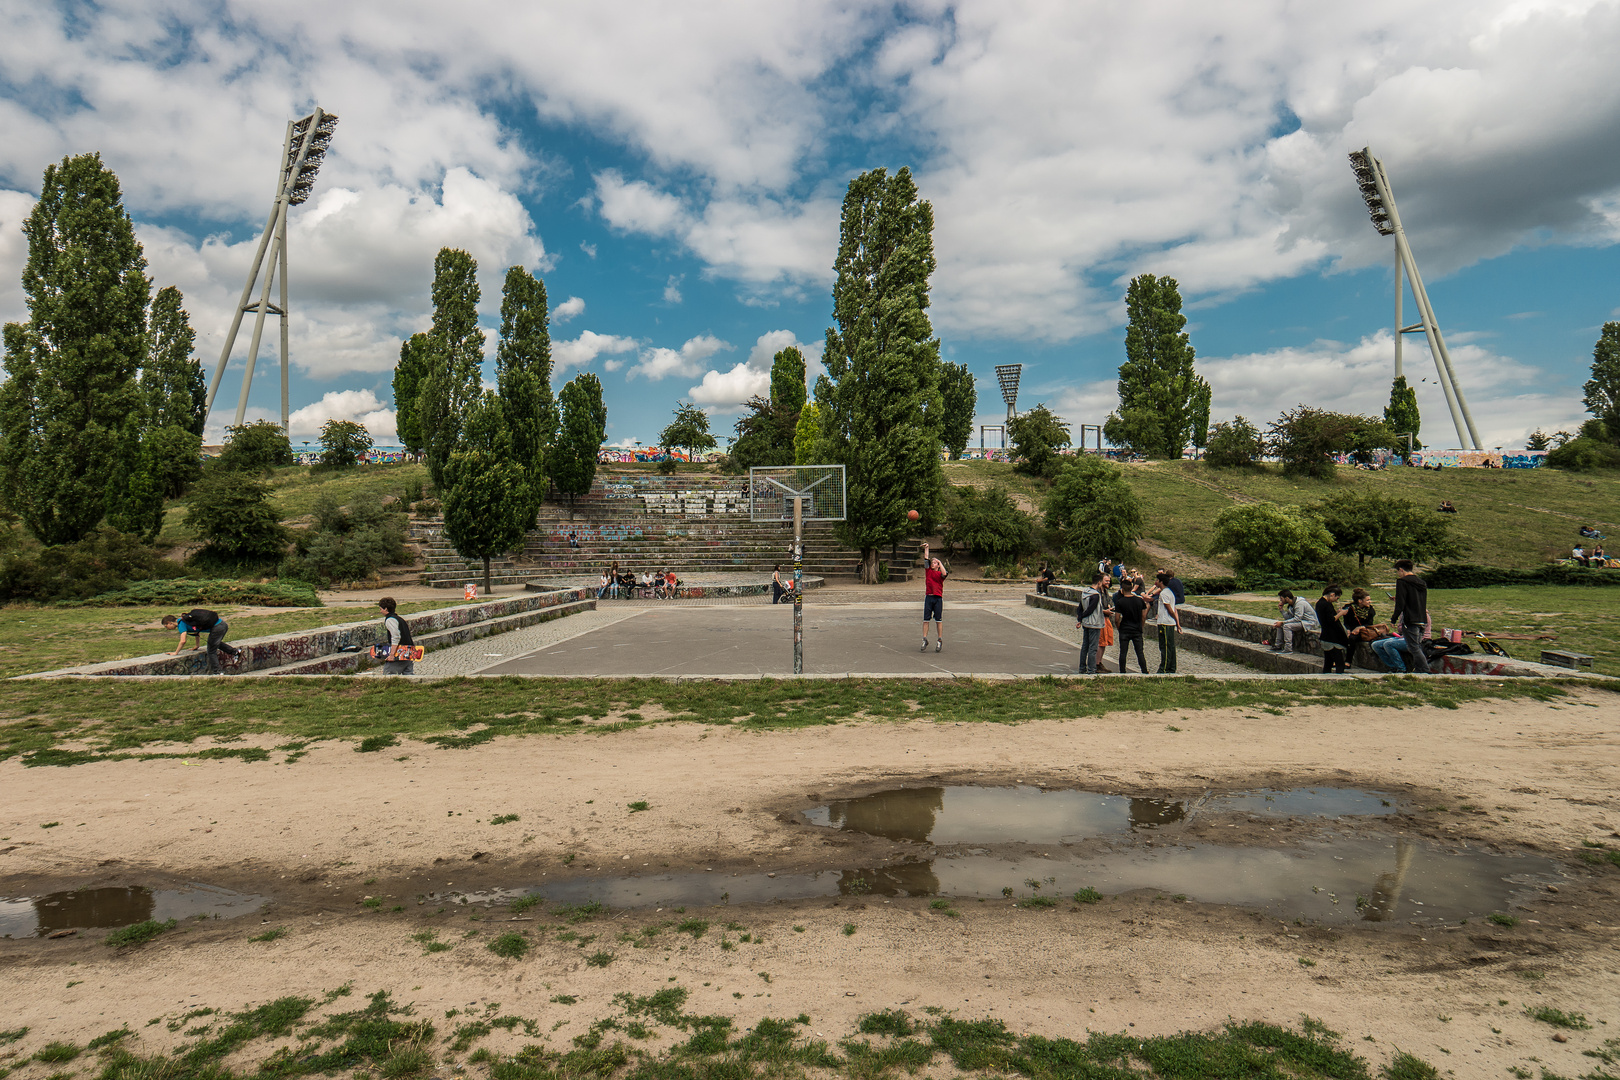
[61,578,320,608]
[1177,576,1239,595]
[1545,436,1620,471]
[146,424,204,498]
[944,485,1035,562]
[1426,563,1620,589]
[1042,456,1143,565]
[280,493,408,587]
[213,420,293,474]
[183,471,289,568]
[0,527,187,603]
[1007,404,1071,475]
[1207,502,1333,579]
[1202,416,1264,468]
[1310,490,1467,569]
[1267,407,1394,478]
[317,419,374,470]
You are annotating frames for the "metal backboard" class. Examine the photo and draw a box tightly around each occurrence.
[749,465,846,522]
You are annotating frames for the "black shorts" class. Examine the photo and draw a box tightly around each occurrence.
[923,594,943,622]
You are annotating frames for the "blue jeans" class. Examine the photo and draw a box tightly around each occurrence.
[1401,622,1431,673]
[1370,636,1407,673]
[1079,625,1100,674]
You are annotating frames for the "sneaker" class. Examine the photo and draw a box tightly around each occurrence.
[921,639,930,652]
[935,640,942,652]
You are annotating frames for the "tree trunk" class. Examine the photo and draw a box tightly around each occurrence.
[483,555,492,595]
[859,548,879,585]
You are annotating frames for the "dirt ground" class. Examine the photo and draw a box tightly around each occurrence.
[2,686,1618,1079]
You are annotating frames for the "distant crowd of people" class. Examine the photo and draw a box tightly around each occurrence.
[598,561,682,599]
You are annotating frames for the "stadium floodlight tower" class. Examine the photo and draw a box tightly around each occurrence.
[206,107,340,433]
[1347,147,1481,450]
[994,363,1022,419]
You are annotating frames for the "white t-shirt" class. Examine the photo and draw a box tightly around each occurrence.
[1155,590,1179,627]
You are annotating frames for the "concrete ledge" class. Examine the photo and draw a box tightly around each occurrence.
[16,588,594,678]
[535,577,826,601]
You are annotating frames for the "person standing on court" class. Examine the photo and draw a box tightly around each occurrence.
[378,596,416,675]
[1152,570,1182,673]
[1112,579,1150,674]
[162,608,239,674]
[1390,560,1432,673]
[1075,572,1107,674]
[920,541,949,652]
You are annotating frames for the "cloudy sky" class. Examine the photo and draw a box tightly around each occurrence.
[3,0,1618,450]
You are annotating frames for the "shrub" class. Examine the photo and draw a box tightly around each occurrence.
[183,471,289,568]
[280,493,408,587]
[1310,490,1467,570]
[1207,502,1333,579]
[316,419,373,470]
[1266,407,1393,478]
[486,932,530,959]
[60,578,320,608]
[213,420,293,474]
[1202,416,1264,468]
[146,424,204,498]
[1007,404,1071,475]
[1042,456,1143,565]
[1426,563,1620,589]
[1545,436,1620,472]
[944,485,1035,562]
[0,527,187,603]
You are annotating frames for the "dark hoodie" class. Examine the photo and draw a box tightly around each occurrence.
[1392,574,1428,629]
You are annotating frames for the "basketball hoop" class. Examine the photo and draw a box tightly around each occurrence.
[749,466,846,674]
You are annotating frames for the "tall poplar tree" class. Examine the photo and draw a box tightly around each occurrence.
[551,373,607,510]
[443,391,530,595]
[145,286,205,436]
[495,266,557,517]
[817,166,944,583]
[1384,375,1423,454]
[0,153,151,545]
[769,346,807,415]
[417,249,485,491]
[1106,274,1209,460]
[939,361,976,459]
[392,333,431,457]
[1584,321,1620,440]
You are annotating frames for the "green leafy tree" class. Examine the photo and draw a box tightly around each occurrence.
[1007,403,1070,476]
[1526,428,1552,451]
[817,166,945,583]
[281,492,408,587]
[552,373,606,509]
[392,333,432,457]
[1202,416,1264,468]
[659,401,717,468]
[183,470,288,567]
[417,248,486,491]
[0,153,150,545]
[944,485,1034,562]
[143,425,203,499]
[144,286,205,436]
[1546,437,1620,472]
[1041,455,1143,565]
[214,420,293,474]
[1109,274,1210,459]
[769,346,807,416]
[1189,379,1212,448]
[317,419,373,469]
[1102,407,1163,459]
[1583,321,1620,441]
[1311,491,1468,568]
[938,362,976,460]
[1266,407,1393,479]
[1207,502,1333,580]
[104,438,165,543]
[496,266,556,518]
[794,401,825,465]
[443,392,530,594]
[729,396,797,470]
[1383,375,1422,454]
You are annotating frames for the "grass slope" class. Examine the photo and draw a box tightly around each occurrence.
[157,462,431,547]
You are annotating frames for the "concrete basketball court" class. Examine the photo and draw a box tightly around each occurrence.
[477,602,1078,677]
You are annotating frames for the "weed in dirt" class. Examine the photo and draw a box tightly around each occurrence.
[842,923,857,936]
[585,952,614,968]
[1526,1006,1591,1029]
[1488,912,1519,927]
[857,1010,916,1037]
[1381,1051,1440,1079]
[248,927,286,942]
[628,801,650,812]
[33,1043,81,1063]
[508,892,544,914]
[550,996,577,1005]
[1016,895,1057,909]
[0,1028,28,1046]
[1072,887,1102,904]
[86,1030,130,1050]
[676,918,709,938]
[104,919,176,947]
[356,735,397,753]
[553,899,606,924]
[40,821,59,829]
[486,932,529,959]
[1298,957,1317,967]
[362,898,382,909]
[490,813,520,825]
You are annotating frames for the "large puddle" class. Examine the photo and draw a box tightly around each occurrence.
[802,785,1397,844]
[0,884,267,938]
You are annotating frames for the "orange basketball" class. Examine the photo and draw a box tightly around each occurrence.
[907,509,920,521]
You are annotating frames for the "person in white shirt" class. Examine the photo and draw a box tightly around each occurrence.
[1152,571,1183,673]
[1269,589,1320,653]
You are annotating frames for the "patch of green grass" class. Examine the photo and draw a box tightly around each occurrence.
[85,1029,131,1050]
[486,932,529,959]
[585,951,614,967]
[248,927,286,942]
[103,919,177,947]
[356,734,397,753]
[1016,895,1058,908]
[554,899,607,924]
[490,813,520,825]
[0,1028,28,1045]
[628,801,650,812]
[1073,887,1103,904]
[842,923,857,936]
[0,674,1578,767]
[508,892,544,914]
[1487,911,1519,927]
[550,995,577,1005]
[1381,1050,1441,1079]
[33,1043,81,1063]
[1525,1006,1592,1029]
[676,918,709,938]
[856,1010,916,1037]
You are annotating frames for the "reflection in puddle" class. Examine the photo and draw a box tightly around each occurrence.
[802,785,1395,844]
[441,836,1556,929]
[0,884,267,938]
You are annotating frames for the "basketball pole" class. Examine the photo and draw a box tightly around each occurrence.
[792,495,804,676]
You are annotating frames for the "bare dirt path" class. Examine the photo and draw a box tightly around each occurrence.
[2,687,1617,1079]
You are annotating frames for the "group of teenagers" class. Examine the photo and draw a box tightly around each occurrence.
[1071,562,1188,675]
[597,561,681,599]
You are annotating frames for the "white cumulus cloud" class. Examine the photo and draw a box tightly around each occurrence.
[552,295,585,322]
[285,389,398,443]
[554,330,639,373]
[625,334,732,381]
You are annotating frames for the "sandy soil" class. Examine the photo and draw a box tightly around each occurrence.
[2,686,1618,1079]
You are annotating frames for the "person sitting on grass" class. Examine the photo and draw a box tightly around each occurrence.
[1573,544,1589,567]
[1437,500,1457,513]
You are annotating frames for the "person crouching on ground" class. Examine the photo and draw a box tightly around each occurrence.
[378,596,415,675]
[1270,589,1319,653]
[163,608,240,674]
[920,542,948,652]
[1315,585,1350,674]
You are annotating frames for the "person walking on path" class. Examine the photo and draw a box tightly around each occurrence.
[1315,585,1350,674]
[1152,571,1182,673]
[163,608,240,674]
[771,565,785,604]
[920,542,949,652]
[1390,560,1432,673]
[1113,579,1150,673]
[378,596,416,675]
[1269,589,1320,653]
[1075,572,1107,674]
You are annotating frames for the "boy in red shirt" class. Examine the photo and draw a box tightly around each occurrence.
[920,541,949,652]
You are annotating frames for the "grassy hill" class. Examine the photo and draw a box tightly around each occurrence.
[944,458,1620,573]
[157,461,431,549]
